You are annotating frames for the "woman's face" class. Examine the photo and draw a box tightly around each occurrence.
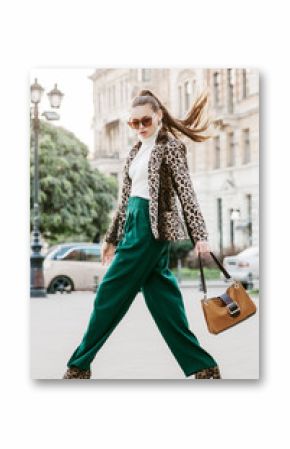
[129,104,162,139]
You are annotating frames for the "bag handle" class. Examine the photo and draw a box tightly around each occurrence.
[198,251,233,299]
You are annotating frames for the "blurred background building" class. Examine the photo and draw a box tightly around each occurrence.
[89,68,259,254]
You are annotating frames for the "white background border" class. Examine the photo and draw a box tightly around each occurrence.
[0,1,284,447]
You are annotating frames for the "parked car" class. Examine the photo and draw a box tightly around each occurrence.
[220,246,259,289]
[43,242,107,293]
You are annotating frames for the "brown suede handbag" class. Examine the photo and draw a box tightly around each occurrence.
[198,251,257,334]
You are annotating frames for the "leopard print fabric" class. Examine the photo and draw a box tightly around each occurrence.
[63,366,91,379]
[163,139,209,242]
[104,130,209,246]
[195,365,222,379]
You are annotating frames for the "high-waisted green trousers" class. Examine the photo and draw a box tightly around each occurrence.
[67,196,218,377]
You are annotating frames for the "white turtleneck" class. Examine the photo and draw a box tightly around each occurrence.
[128,124,161,199]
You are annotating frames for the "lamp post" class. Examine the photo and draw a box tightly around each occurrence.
[230,208,240,251]
[30,79,64,297]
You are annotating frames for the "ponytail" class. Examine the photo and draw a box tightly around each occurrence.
[131,88,213,143]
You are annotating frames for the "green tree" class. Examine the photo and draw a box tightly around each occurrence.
[30,121,118,245]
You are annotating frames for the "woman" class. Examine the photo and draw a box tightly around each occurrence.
[63,89,222,380]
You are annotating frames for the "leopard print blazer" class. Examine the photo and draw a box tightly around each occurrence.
[104,129,209,246]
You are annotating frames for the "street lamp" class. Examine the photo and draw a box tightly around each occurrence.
[230,208,240,251]
[47,83,64,108]
[230,209,240,221]
[30,78,64,298]
[31,79,44,104]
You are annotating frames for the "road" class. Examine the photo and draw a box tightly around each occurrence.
[30,285,259,380]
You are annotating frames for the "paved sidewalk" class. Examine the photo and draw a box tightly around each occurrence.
[30,286,259,380]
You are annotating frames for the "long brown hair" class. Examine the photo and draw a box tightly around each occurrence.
[131,88,213,143]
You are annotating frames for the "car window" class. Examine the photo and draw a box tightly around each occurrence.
[44,245,58,258]
[53,246,75,260]
[83,247,101,262]
[63,249,82,261]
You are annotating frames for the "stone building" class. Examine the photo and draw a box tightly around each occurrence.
[199,68,259,254]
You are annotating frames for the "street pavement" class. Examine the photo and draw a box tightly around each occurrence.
[30,283,259,380]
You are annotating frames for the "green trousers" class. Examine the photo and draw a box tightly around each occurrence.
[67,196,218,377]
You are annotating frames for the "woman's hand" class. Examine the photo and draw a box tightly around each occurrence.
[101,242,116,265]
[194,240,211,258]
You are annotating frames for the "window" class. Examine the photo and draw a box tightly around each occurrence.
[97,92,101,114]
[178,85,182,116]
[246,194,253,246]
[63,247,101,262]
[112,85,116,108]
[63,249,82,261]
[242,69,248,98]
[192,80,196,98]
[213,71,221,106]
[125,79,128,102]
[227,69,234,113]
[142,69,151,81]
[50,245,75,260]
[217,198,224,256]
[110,85,114,109]
[184,81,191,111]
[214,136,221,169]
[227,131,235,166]
[242,128,251,163]
[120,80,123,104]
[106,87,110,111]
[84,247,101,262]
[101,90,105,113]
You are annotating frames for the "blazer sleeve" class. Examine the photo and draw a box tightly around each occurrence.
[103,206,121,245]
[103,160,128,245]
[169,141,209,243]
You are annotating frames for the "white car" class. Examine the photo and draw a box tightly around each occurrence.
[43,242,107,293]
[220,246,259,289]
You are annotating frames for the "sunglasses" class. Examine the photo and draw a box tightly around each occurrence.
[127,113,156,129]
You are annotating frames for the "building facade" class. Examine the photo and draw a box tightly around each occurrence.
[201,68,259,254]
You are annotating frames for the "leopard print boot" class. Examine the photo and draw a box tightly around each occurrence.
[195,365,222,379]
[63,366,91,379]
